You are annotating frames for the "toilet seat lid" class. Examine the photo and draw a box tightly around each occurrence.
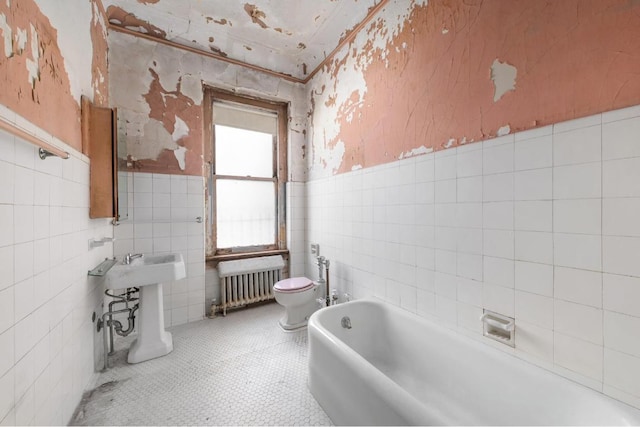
[274,277,314,293]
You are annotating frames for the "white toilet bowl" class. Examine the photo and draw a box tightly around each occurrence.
[273,277,321,330]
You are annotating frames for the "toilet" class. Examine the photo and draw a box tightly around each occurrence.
[273,277,321,330]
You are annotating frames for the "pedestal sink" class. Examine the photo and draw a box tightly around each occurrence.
[105,253,186,363]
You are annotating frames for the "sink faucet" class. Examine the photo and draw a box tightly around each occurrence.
[123,253,143,265]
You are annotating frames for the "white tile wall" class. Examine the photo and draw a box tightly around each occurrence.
[514,132,552,171]
[114,172,206,327]
[287,182,307,277]
[305,104,640,410]
[120,175,303,323]
[0,117,112,425]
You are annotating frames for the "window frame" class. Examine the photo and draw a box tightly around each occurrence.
[203,88,288,259]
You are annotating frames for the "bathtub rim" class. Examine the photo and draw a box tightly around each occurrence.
[307,299,451,424]
[307,297,640,425]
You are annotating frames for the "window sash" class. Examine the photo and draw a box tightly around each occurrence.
[212,175,278,252]
[203,88,288,258]
[214,124,275,178]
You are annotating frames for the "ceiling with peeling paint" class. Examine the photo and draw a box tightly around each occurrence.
[102,0,382,81]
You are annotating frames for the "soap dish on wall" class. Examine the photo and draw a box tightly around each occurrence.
[480,310,515,347]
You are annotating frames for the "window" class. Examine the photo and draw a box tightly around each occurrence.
[204,89,288,257]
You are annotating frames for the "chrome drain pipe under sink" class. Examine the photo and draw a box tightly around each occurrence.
[98,287,139,370]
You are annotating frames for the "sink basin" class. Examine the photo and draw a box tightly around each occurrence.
[104,253,186,289]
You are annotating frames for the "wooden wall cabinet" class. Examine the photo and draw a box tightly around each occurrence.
[82,96,119,219]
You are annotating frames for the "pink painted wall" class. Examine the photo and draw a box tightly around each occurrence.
[308,0,640,176]
[0,0,108,150]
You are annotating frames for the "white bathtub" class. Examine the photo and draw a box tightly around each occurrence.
[308,298,640,426]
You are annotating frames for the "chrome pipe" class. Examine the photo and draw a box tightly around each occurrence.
[114,305,138,336]
[100,307,132,370]
[325,260,331,307]
[101,287,140,370]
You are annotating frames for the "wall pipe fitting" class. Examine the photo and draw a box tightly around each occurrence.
[99,287,139,370]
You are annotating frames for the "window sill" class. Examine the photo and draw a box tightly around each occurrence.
[206,249,289,265]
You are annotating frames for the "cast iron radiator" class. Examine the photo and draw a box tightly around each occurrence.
[217,255,285,316]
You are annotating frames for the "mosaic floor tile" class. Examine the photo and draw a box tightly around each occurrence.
[71,303,331,426]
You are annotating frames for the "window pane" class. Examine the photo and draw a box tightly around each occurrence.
[216,179,275,248]
[215,125,273,178]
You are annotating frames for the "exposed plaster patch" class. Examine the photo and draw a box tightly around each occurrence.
[136,0,159,4]
[123,58,204,174]
[37,0,96,102]
[243,3,267,29]
[311,0,640,181]
[338,25,356,47]
[172,116,189,141]
[15,26,26,53]
[341,90,363,123]
[151,45,185,93]
[135,119,178,160]
[179,74,203,105]
[0,13,13,57]
[491,59,517,102]
[496,125,511,136]
[308,0,430,175]
[107,6,167,38]
[160,93,177,104]
[25,24,39,88]
[109,37,155,112]
[322,139,346,174]
[90,0,109,106]
[400,146,433,159]
[351,164,363,171]
[108,27,304,178]
[1,0,82,148]
[173,145,187,170]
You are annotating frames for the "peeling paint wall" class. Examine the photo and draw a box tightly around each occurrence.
[490,59,517,103]
[307,0,640,178]
[90,0,110,107]
[108,31,308,180]
[0,0,108,149]
[0,1,111,425]
[107,5,167,38]
[102,0,381,80]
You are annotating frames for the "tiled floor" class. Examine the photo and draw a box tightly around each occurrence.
[71,302,332,426]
